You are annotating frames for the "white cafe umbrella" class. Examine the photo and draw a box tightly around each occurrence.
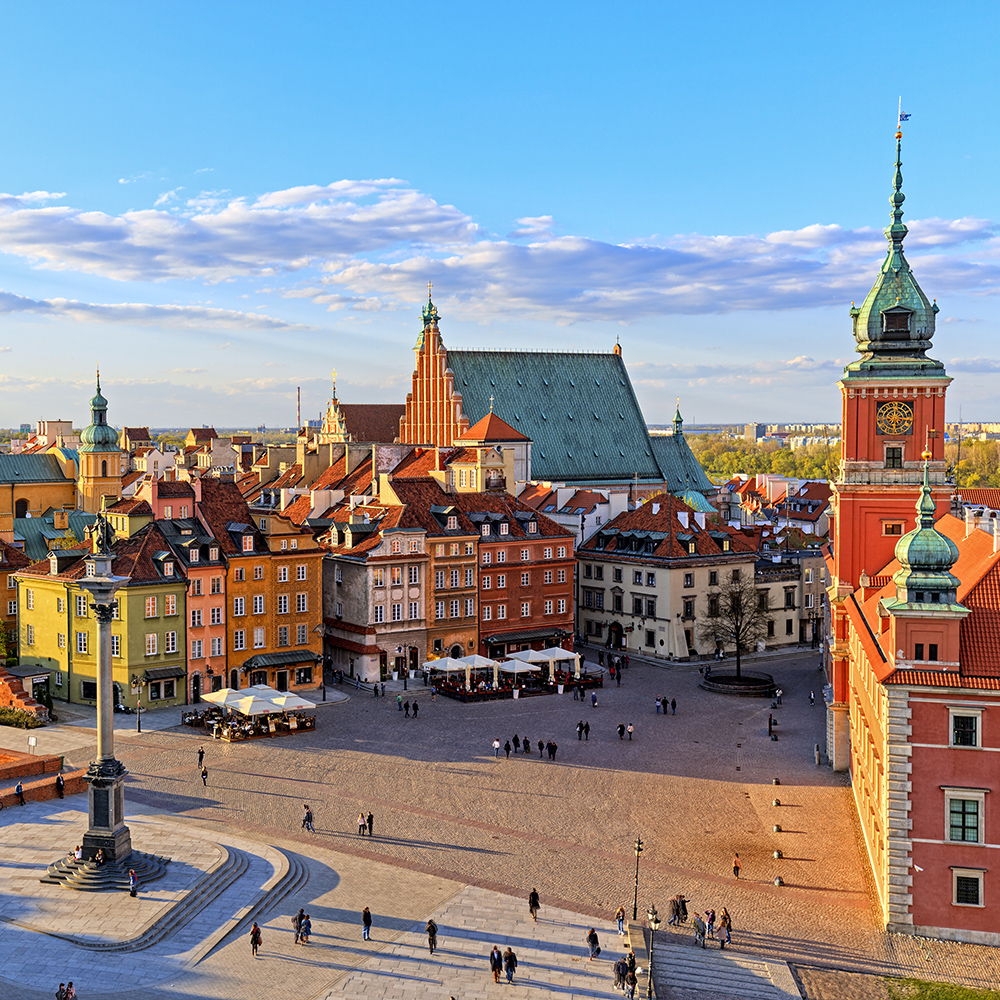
[231,696,282,717]
[499,661,542,674]
[269,694,314,710]
[539,646,582,679]
[506,648,550,663]
[421,657,467,672]
[460,654,500,687]
[200,688,238,705]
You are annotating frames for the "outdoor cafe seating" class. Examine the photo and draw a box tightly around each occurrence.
[181,686,317,740]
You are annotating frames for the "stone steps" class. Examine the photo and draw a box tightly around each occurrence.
[185,846,308,965]
[652,939,800,999]
[39,850,170,893]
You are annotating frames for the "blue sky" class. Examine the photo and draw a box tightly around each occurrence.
[1,1,998,429]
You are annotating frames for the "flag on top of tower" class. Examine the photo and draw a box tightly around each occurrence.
[897,97,911,124]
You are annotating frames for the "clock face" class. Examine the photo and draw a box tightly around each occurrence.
[876,401,913,435]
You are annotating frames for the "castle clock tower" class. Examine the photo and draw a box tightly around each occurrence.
[827,125,951,768]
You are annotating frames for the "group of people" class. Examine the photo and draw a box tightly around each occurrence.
[356,810,375,836]
[654,697,677,715]
[396,696,420,717]
[291,908,313,944]
[488,944,518,983]
[612,948,638,998]
[54,984,76,999]
[667,895,733,949]
[492,736,558,759]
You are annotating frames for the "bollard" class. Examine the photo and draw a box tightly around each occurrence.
[774,876,784,886]
[814,743,821,766]
[772,778,780,785]
[773,824,782,832]
[772,799,781,807]
[773,849,782,859]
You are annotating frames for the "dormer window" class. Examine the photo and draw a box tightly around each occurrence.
[190,550,200,563]
[210,548,219,561]
[527,521,537,533]
[164,562,174,576]
[242,535,253,553]
[447,516,458,530]
[882,308,911,340]
[481,524,491,536]
[499,523,509,535]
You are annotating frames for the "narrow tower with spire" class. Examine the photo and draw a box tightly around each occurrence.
[77,371,123,514]
[827,121,952,770]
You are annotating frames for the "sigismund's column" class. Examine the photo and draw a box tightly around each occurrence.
[77,517,132,863]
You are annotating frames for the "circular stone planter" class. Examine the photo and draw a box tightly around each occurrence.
[699,671,775,698]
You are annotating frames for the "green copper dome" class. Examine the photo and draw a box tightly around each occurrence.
[79,373,121,453]
[892,460,959,603]
[844,130,945,381]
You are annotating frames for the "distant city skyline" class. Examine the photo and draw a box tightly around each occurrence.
[1,2,998,427]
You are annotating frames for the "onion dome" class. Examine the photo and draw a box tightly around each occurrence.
[892,455,960,604]
[79,372,121,453]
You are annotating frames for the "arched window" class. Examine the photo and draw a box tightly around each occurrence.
[101,460,108,477]
[14,499,28,518]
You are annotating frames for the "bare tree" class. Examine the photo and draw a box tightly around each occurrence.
[697,573,773,680]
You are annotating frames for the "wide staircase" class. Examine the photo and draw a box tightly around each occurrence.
[651,938,800,999]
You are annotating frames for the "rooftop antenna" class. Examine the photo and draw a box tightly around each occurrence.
[297,386,301,430]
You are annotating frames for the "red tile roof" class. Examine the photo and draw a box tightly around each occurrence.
[270,464,303,489]
[338,403,406,443]
[105,498,153,516]
[458,412,530,443]
[196,479,263,556]
[156,481,196,498]
[956,488,1000,511]
[0,538,31,572]
[189,428,217,442]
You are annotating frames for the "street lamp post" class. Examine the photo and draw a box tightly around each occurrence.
[646,904,660,999]
[76,521,132,864]
[131,674,146,733]
[632,836,644,920]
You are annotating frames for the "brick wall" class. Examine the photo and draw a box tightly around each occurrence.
[0,767,87,807]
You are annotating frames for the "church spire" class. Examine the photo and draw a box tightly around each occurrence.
[843,114,943,378]
[673,398,684,435]
[416,280,441,351]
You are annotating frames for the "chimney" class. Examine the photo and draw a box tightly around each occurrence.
[652,503,660,515]
[677,511,689,529]
[994,517,1000,554]
[965,507,978,538]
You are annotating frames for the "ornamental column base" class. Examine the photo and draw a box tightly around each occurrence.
[82,757,132,863]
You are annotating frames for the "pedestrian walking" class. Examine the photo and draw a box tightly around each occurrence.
[627,722,634,741]
[55,773,64,798]
[300,914,312,945]
[397,694,403,711]
[591,691,598,708]
[493,738,501,757]
[489,944,503,983]
[65,983,76,999]
[15,781,25,805]
[655,697,661,715]
[504,740,511,759]
[678,894,688,923]
[625,655,630,669]
[426,918,438,954]
[404,700,410,717]
[529,887,540,922]
[381,682,386,697]
[358,811,367,835]
[624,970,637,999]
[412,700,419,718]
[573,685,579,701]
[250,921,262,956]
[356,675,361,690]
[503,947,518,983]
[670,698,676,715]
[615,904,626,935]
[584,721,590,740]
[577,720,584,740]
[367,811,374,836]
[775,687,783,705]
[197,745,205,767]
[599,650,604,666]
[706,908,716,938]
[56,984,66,1000]
[512,734,520,752]
[302,804,314,832]
[373,682,378,698]
[809,689,815,706]
[618,722,625,740]
[362,906,372,940]
[614,956,627,990]
[693,912,707,948]
[719,907,733,947]
[200,765,207,786]
[627,947,636,977]
[668,895,680,926]
[293,907,305,944]
[616,670,621,687]
[128,869,138,897]
[585,927,601,960]
[523,734,531,754]
[538,739,544,757]
[732,853,741,878]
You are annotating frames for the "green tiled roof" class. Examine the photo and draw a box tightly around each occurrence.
[0,454,68,484]
[15,511,95,561]
[649,434,715,495]
[447,350,662,484]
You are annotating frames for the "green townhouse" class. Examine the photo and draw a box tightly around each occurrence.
[16,522,188,709]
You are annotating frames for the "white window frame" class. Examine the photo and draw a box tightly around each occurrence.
[435,601,445,620]
[233,629,246,651]
[483,606,492,621]
[278,567,289,583]
[296,592,308,613]
[145,632,158,656]
[408,566,419,585]
[952,867,985,908]
[253,627,265,648]
[950,708,983,749]
[278,594,289,614]
[296,624,307,644]
[373,605,385,624]
[409,601,419,620]
[944,788,987,844]
[497,604,507,619]
[297,564,307,581]
[211,636,223,657]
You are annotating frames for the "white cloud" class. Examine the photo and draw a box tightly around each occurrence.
[118,172,153,185]
[154,188,184,207]
[0,346,10,353]
[171,367,206,373]
[509,215,555,239]
[0,289,310,331]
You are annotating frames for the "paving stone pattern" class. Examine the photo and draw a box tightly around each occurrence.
[1,650,999,999]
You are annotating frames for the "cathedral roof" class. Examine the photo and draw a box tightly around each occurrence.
[447,350,662,484]
[649,433,715,495]
[337,403,406,443]
[79,374,120,453]
[458,411,530,443]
